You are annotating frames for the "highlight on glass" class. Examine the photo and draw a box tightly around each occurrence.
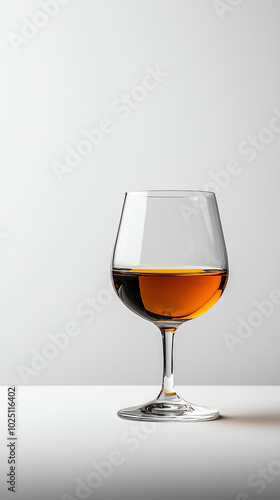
[111,190,228,422]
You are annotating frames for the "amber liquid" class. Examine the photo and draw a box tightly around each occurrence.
[112,268,228,323]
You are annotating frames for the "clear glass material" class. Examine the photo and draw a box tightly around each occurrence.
[111,190,228,422]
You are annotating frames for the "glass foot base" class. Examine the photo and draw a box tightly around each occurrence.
[117,393,219,422]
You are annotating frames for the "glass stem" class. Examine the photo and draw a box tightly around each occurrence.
[160,328,177,398]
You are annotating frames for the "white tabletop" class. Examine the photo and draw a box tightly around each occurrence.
[0,386,280,500]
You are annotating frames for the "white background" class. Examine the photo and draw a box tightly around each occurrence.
[0,0,279,385]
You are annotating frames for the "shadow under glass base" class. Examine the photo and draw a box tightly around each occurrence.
[117,392,220,422]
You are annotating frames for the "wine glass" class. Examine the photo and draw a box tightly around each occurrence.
[111,190,228,422]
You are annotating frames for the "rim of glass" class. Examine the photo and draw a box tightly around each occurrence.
[126,190,215,198]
